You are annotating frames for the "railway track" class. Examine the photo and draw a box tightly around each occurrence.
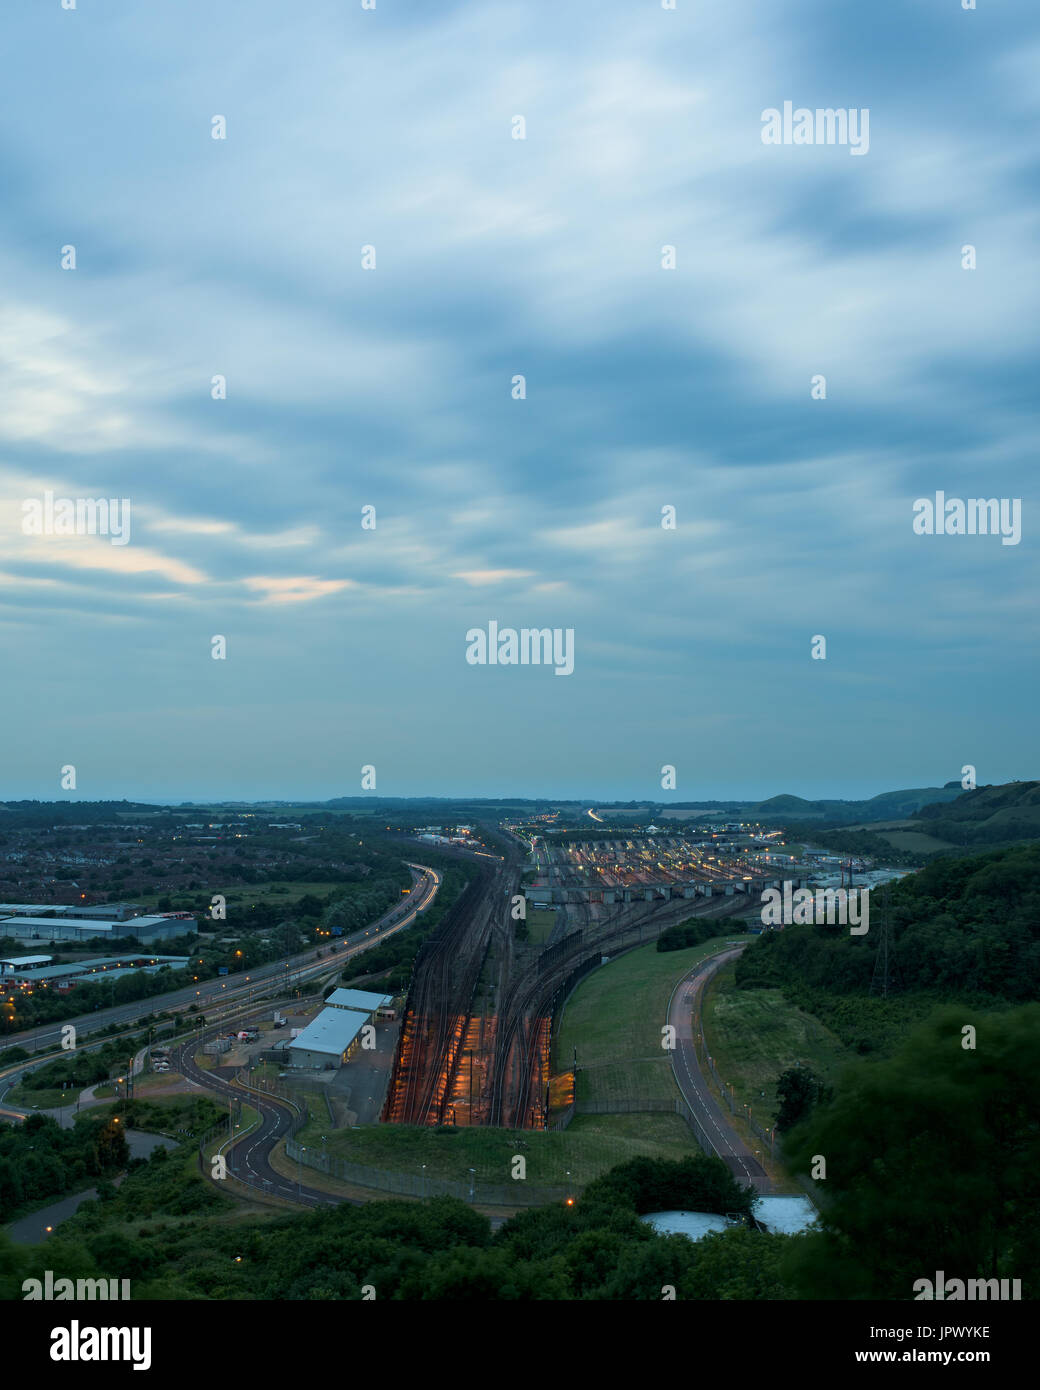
[486,892,753,1128]
[384,828,523,1126]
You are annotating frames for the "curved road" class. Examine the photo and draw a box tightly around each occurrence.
[667,947,771,1193]
[173,1024,340,1208]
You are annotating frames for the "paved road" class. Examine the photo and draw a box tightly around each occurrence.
[334,1018,400,1125]
[173,1030,340,1208]
[667,948,771,1192]
[6,1181,124,1246]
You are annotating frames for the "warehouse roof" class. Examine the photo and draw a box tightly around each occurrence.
[288,1007,368,1057]
[325,987,393,1013]
[0,918,114,934]
[0,914,179,933]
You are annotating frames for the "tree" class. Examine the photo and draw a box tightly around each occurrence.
[775,1066,829,1133]
[784,1003,1040,1299]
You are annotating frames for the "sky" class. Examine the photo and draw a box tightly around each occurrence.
[1,0,1037,804]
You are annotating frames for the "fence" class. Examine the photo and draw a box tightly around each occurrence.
[233,1069,307,1137]
[284,1136,571,1208]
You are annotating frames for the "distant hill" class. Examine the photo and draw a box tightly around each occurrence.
[755,794,817,814]
[912,781,1040,847]
[750,785,962,824]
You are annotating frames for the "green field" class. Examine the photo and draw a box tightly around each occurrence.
[525,907,555,946]
[312,1112,697,1188]
[134,880,339,912]
[553,933,744,1103]
[4,1086,71,1109]
[876,830,956,853]
[701,961,850,1127]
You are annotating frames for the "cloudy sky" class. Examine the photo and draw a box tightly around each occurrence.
[1,0,1037,803]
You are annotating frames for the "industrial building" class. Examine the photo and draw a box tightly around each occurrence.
[0,954,189,992]
[0,913,192,945]
[285,986,399,1068]
[325,987,394,1017]
[0,902,142,922]
[287,1008,369,1069]
[0,954,52,978]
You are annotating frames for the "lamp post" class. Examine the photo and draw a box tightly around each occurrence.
[421,1163,426,1199]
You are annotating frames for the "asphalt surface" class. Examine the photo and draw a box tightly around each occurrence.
[667,947,771,1192]
[173,1030,341,1208]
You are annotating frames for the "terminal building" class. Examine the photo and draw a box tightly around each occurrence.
[325,987,395,1020]
[287,1008,369,1069]
[287,988,398,1069]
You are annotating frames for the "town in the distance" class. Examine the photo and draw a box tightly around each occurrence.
[1,778,1036,1303]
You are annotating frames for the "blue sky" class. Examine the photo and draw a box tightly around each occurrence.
[1,0,1037,803]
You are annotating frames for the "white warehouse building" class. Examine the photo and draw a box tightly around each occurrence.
[287,1008,369,1069]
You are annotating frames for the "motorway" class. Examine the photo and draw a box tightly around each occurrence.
[0,864,440,1058]
[666,947,772,1193]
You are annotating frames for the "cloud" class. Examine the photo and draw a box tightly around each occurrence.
[242,575,356,604]
[452,569,534,585]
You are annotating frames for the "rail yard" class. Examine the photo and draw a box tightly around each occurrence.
[383,822,786,1133]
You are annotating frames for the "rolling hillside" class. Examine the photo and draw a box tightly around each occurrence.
[911,781,1040,847]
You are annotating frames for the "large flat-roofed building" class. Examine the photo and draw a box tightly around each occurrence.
[0,954,53,977]
[0,903,142,922]
[1,953,190,990]
[0,918,115,944]
[325,987,393,1016]
[287,1008,369,1069]
[0,915,191,944]
[56,903,142,922]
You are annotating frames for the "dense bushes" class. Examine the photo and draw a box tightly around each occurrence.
[736,845,1040,1003]
[0,1111,128,1222]
[0,1151,792,1300]
[656,917,725,952]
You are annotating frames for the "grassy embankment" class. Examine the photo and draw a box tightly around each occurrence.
[700,960,850,1130]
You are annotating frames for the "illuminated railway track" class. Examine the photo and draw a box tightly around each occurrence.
[487,893,751,1129]
[388,874,489,1125]
[385,828,524,1127]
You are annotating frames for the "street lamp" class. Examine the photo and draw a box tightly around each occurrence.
[420,1163,426,1199]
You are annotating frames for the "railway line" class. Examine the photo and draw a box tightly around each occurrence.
[383,828,524,1125]
[486,890,753,1129]
[379,825,767,1133]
